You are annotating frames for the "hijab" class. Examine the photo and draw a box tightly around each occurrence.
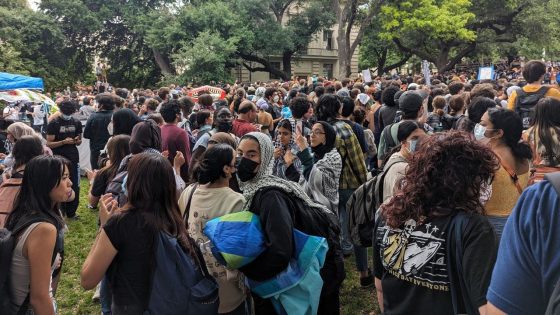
[113,108,142,136]
[239,132,333,215]
[311,121,336,160]
[129,119,162,154]
[7,122,35,141]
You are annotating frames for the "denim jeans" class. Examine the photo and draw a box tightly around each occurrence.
[100,276,112,315]
[338,189,368,272]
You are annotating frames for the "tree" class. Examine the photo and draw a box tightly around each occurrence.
[0,2,87,90]
[358,23,411,75]
[233,0,336,80]
[381,0,539,73]
[380,0,476,73]
[330,0,385,78]
[172,31,238,84]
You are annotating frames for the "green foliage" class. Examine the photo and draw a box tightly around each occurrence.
[173,31,238,84]
[380,0,476,42]
[0,4,87,90]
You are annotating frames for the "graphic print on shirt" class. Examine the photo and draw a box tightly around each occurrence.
[379,219,450,291]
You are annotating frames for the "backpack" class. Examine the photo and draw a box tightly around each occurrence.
[140,232,219,315]
[0,216,61,314]
[545,172,560,315]
[105,170,128,207]
[346,155,407,247]
[515,87,549,129]
[380,123,399,160]
[0,178,22,229]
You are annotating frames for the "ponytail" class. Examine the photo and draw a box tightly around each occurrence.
[510,140,533,161]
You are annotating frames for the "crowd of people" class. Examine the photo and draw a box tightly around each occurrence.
[1,59,560,315]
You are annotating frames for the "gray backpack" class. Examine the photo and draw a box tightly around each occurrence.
[346,155,406,247]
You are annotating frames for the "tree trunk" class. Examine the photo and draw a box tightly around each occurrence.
[152,49,173,75]
[282,52,292,79]
[377,49,387,76]
[337,34,351,79]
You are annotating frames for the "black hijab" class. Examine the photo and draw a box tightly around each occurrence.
[311,121,336,160]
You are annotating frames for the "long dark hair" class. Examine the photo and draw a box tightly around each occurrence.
[487,107,533,161]
[97,135,131,183]
[381,131,499,228]
[533,97,560,164]
[121,153,193,253]
[6,155,68,230]
[193,144,234,184]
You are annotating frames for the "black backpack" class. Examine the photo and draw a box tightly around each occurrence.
[545,172,560,315]
[0,217,60,314]
[515,87,549,129]
[346,155,407,247]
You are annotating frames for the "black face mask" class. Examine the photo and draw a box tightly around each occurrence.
[236,157,259,182]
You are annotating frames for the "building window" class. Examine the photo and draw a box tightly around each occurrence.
[323,63,333,79]
[323,30,333,50]
[270,62,281,79]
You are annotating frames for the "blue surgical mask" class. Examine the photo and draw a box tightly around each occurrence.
[408,139,418,153]
[62,114,72,121]
[474,123,487,141]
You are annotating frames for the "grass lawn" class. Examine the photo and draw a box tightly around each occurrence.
[56,178,380,314]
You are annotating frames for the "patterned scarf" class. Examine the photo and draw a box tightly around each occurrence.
[239,132,333,215]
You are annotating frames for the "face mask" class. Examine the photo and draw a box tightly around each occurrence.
[61,114,72,121]
[107,122,114,136]
[407,139,418,153]
[474,123,487,141]
[273,96,280,103]
[236,157,259,182]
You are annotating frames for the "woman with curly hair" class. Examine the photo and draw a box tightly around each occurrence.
[373,131,500,315]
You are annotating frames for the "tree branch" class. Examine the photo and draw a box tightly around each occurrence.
[442,42,476,72]
[241,62,267,72]
[393,38,433,62]
[349,0,385,55]
[383,53,412,73]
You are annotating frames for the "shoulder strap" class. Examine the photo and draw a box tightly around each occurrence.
[500,162,523,194]
[182,184,199,222]
[537,86,551,97]
[446,212,477,315]
[375,155,407,207]
[545,172,560,196]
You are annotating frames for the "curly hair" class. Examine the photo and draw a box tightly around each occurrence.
[381,131,499,228]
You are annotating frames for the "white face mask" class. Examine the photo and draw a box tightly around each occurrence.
[473,123,487,141]
[273,96,280,103]
[107,122,114,136]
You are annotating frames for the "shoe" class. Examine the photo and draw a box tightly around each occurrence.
[360,270,374,288]
[92,283,101,302]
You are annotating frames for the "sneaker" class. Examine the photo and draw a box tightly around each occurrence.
[360,270,374,288]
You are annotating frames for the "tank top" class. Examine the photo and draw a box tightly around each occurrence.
[10,222,57,312]
[485,166,529,217]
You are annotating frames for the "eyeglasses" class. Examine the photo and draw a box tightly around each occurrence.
[310,130,325,136]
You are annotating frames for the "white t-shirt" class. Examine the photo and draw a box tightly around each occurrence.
[33,104,46,126]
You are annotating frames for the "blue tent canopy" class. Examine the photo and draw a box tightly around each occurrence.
[0,72,44,91]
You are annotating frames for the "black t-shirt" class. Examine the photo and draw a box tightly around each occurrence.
[104,211,155,308]
[373,213,496,314]
[90,169,113,197]
[83,110,113,152]
[47,117,82,162]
